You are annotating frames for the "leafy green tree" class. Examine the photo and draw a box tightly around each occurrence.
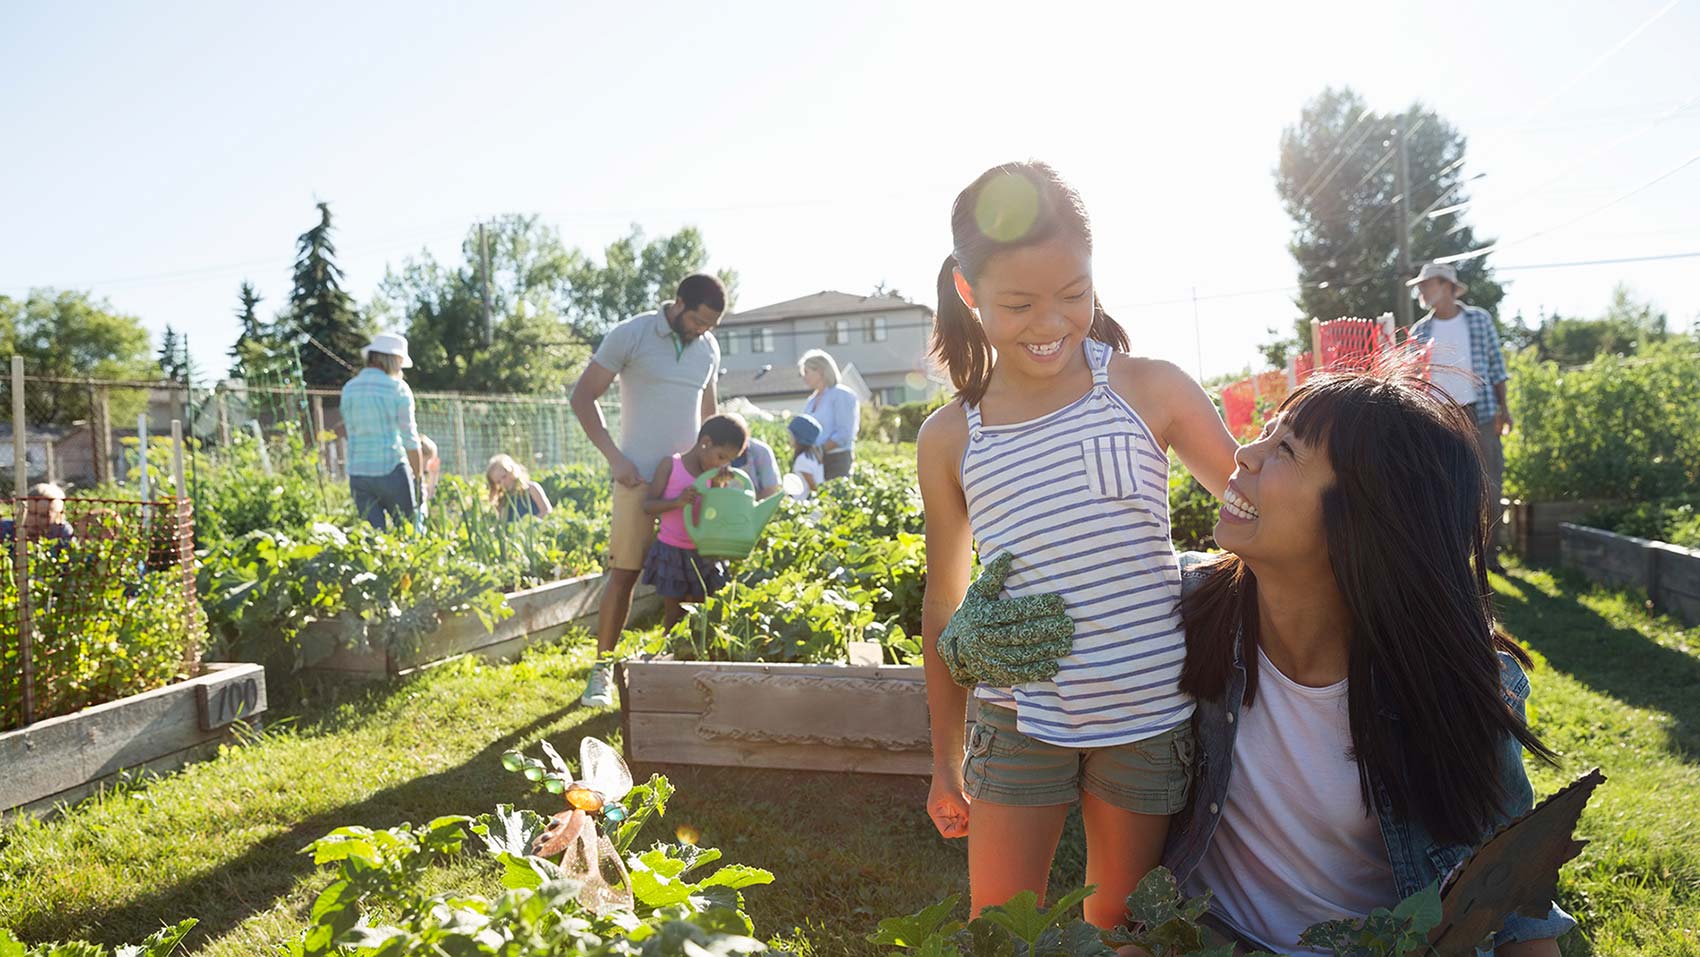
[0,289,156,424]
[379,215,590,394]
[283,202,368,386]
[1274,87,1505,350]
[1507,283,1672,366]
[379,218,739,392]
[563,225,739,343]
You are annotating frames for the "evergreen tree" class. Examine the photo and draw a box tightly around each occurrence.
[1273,87,1506,352]
[284,202,367,386]
[157,324,184,380]
[227,280,281,381]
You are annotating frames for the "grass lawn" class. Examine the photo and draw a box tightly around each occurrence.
[0,563,1696,955]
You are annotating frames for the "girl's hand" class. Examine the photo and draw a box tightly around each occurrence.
[677,486,701,507]
[928,771,971,839]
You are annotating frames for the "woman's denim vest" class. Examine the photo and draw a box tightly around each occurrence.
[1160,555,1575,950]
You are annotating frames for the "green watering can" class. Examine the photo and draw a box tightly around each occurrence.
[683,467,785,559]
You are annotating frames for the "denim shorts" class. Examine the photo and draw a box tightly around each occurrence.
[962,703,1195,815]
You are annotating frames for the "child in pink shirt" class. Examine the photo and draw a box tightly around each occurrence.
[641,413,750,630]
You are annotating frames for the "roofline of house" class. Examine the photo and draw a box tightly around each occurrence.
[719,297,930,327]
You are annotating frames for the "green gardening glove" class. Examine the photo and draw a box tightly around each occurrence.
[936,552,1076,688]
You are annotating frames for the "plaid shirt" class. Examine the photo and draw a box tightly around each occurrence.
[1410,303,1508,427]
[340,368,420,477]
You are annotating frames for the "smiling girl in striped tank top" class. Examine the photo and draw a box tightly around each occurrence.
[917,162,1238,927]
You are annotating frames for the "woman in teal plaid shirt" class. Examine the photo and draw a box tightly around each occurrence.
[340,332,425,530]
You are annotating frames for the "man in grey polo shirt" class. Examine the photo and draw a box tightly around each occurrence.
[569,273,724,707]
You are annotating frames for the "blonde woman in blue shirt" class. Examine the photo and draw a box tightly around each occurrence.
[340,332,424,530]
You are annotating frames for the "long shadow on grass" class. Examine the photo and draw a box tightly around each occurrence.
[1496,566,1700,762]
[12,700,623,951]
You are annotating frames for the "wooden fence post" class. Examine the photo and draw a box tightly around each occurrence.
[311,394,327,472]
[453,397,470,476]
[43,438,55,486]
[248,421,272,474]
[1310,318,1324,370]
[170,420,200,673]
[216,390,231,447]
[94,385,113,485]
[12,356,35,726]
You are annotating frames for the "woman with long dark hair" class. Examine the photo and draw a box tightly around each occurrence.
[1159,369,1571,953]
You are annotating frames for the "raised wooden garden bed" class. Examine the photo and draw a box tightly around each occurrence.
[1,662,267,817]
[618,660,933,776]
[311,572,659,679]
[1505,499,1616,564]
[1560,523,1700,626]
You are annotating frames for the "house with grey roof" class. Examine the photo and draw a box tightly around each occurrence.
[715,290,944,413]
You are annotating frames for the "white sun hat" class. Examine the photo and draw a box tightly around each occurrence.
[361,332,413,368]
[1406,262,1467,294]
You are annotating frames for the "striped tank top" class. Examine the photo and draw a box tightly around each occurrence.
[963,339,1194,747]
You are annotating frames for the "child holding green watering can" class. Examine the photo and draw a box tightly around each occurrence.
[641,413,751,630]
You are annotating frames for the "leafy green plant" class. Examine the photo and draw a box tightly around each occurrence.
[282,742,780,956]
[1583,498,1700,549]
[619,466,929,665]
[198,522,510,671]
[0,530,203,730]
[877,868,1447,957]
[870,885,1113,956]
[0,919,197,956]
[426,476,607,590]
[1168,454,1218,552]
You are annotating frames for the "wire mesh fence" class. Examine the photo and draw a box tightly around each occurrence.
[212,378,618,483]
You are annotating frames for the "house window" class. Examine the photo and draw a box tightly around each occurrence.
[827,318,850,345]
[864,316,888,342]
[722,328,739,355]
[751,328,775,353]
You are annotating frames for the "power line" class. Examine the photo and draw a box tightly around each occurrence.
[1439,147,1700,266]
[1504,0,1684,131]
[1494,250,1700,271]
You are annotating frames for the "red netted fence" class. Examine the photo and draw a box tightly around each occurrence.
[1219,314,1431,438]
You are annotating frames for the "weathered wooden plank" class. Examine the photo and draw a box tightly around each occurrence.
[395,573,609,667]
[0,663,267,815]
[620,660,924,715]
[196,662,269,730]
[1561,525,1700,627]
[695,670,929,751]
[309,574,657,678]
[626,711,936,776]
[1561,524,1651,590]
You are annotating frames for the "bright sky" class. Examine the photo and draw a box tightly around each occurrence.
[3,0,1697,384]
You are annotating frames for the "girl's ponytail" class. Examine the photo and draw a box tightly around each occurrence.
[1089,295,1131,353]
[931,254,996,406]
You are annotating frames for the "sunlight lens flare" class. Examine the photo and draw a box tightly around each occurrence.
[974,172,1040,242]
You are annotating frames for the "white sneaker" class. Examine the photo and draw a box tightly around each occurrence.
[580,661,616,709]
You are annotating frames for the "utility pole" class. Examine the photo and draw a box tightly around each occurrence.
[478,222,493,346]
[1191,286,1204,382]
[1393,115,1415,328]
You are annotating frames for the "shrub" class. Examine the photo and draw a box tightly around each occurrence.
[0,531,202,730]
[1504,342,1700,502]
[1583,498,1700,549]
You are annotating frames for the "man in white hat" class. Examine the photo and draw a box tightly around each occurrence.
[1407,262,1512,569]
[341,332,425,530]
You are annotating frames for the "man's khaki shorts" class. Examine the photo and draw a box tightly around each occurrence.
[609,481,657,571]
